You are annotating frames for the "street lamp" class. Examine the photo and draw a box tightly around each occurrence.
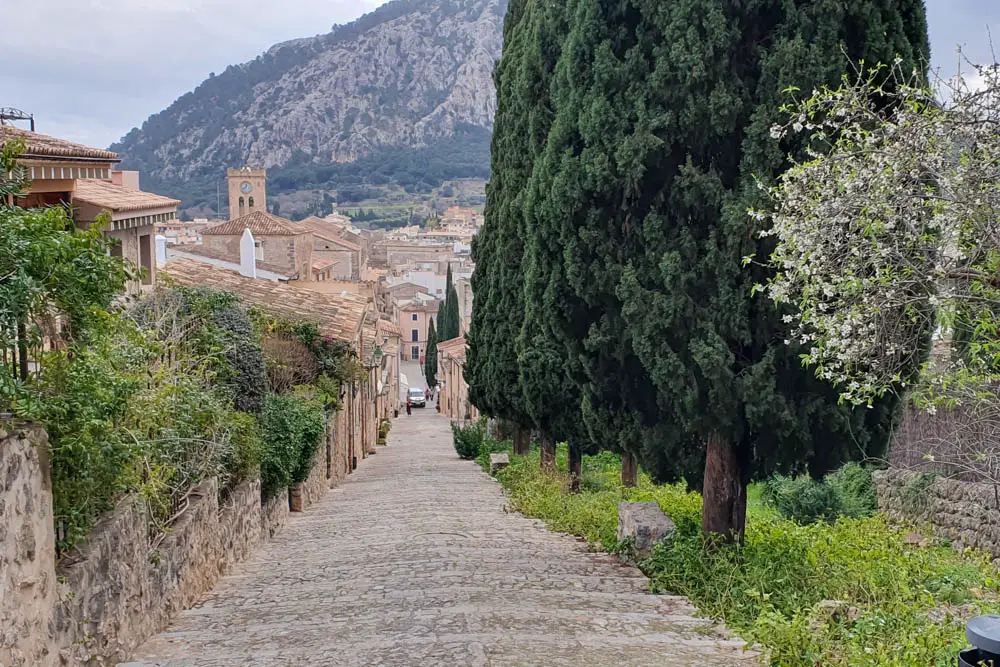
[372,346,384,367]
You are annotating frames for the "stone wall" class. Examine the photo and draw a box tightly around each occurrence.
[0,424,59,667]
[875,469,1000,557]
[0,419,334,667]
[261,488,289,540]
[290,442,330,512]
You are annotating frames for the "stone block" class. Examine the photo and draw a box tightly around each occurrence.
[489,453,510,476]
[617,502,675,559]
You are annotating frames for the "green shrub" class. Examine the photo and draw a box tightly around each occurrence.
[259,393,325,498]
[826,461,878,518]
[452,417,487,459]
[762,474,844,524]
[762,463,878,524]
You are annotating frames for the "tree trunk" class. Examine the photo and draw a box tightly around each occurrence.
[540,434,556,472]
[701,434,748,543]
[621,451,638,488]
[497,418,515,442]
[513,425,531,456]
[568,445,582,494]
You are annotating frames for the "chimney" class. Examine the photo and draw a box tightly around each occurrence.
[239,228,257,279]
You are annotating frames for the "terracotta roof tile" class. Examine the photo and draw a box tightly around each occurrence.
[203,210,307,236]
[377,318,401,338]
[1,126,119,162]
[161,259,365,343]
[73,179,179,213]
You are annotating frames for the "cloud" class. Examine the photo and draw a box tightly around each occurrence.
[2,0,387,147]
[3,0,996,150]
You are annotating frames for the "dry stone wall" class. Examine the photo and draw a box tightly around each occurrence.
[0,424,59,667]
[0,418,344,666]
[875,469,1000,557]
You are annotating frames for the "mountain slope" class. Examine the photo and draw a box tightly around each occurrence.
[111,0,505,214]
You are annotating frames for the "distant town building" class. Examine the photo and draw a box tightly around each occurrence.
[438,336,477,421]
[296,216,364,280]
[398,294,439,363]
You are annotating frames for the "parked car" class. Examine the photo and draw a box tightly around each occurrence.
[407,388,427,408]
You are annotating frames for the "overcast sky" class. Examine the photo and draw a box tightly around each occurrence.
[2,0,996,150]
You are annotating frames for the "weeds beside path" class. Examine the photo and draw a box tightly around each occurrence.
[482,444,1000,666]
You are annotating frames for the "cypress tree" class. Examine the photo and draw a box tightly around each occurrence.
[515,0,597,477]
[466,0,536,454]
[425,318,438,388]
[534,0,928,540]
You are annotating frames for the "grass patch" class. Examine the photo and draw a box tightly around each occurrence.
[488,443,1000,665]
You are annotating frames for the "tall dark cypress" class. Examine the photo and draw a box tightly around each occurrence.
[516,0,596,478]
[533,0,929,540]
[425,318,438,388]
[466,0,535,453]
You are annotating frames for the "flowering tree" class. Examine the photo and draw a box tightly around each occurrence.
[760,61,1000,407]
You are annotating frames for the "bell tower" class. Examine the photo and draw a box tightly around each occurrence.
[227,167,267,220]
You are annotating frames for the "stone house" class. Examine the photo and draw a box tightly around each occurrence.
[387,281,431,303]
[296,216,364,280]
[201,211,315,281]
[437,336,477,421]
[2,125,179,292]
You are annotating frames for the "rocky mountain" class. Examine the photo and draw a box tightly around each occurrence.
[111,0,505,216]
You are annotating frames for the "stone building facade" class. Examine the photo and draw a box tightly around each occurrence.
[438,336,477,421]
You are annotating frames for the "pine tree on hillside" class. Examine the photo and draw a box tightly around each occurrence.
[425,318,438,388]
[533,0,929,540]
[465,0,536,454]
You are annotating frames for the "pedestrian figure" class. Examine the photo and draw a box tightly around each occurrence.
[406,401,412,416]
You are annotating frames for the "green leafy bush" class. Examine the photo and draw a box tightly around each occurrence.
[259,393,325,498]
[762,474,844,524]
[826,461,878,518]
[452,417,486,459]
[762,463,878,524]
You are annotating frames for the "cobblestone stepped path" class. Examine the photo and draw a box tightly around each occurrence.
[122,409,754,667]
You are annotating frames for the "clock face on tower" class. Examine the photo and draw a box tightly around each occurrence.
[240,182,252,194]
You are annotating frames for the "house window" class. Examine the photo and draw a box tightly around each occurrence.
[411,346,420,360]
[412,314,418,321]
[411,329,419,342]
[254,240,263,261]
[238,196,245,217]
[248,196,255,211]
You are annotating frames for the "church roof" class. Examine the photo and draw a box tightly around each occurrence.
[203,210,307,236]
